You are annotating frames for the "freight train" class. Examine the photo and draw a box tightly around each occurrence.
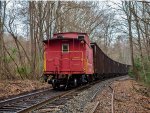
[43,32,130,89]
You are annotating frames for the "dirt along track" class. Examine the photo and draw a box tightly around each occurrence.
[0,75,129,113]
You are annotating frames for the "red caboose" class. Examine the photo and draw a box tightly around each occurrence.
[43,32,94,89]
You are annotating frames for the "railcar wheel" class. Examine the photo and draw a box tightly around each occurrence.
[74,78,78,87]
[64,81,69,90]
[51,79,58,89]
[52,83,61,90]
[52,83,57,89]
[81,75,88,84]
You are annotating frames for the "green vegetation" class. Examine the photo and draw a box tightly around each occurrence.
[2,48,17,63]
[129,57,150,86]
[16,66,30,77]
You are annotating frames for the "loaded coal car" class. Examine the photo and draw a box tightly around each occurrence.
[43,32,130,89]
[91,42,129,77]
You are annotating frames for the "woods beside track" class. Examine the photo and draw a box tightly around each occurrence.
[1,1,150,84]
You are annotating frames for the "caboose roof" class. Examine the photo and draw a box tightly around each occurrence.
[53,32,87,39]
[43,32,88,43]
[53,32,87,35]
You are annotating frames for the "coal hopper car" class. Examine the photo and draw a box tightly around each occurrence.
[91,43,129,79]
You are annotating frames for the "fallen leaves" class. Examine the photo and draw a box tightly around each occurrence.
[0,80,49,99]
[94,79,150,113]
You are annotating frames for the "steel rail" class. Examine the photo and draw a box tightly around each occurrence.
[0,76,127,113]
[0,88,51,107]
[17,81,102,113]
[17,89,78,113]
[0,88,52,113]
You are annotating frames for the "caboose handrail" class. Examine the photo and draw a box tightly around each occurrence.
[45,51,83,52]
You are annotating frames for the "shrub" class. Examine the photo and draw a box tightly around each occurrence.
[129,57,150,86]
[16,66,30,78]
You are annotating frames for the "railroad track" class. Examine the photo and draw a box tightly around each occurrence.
[0,88,65,113]
[0,75,128,113]
[30,76,124,113]
[0,79,100,113]
[33,85,93,113]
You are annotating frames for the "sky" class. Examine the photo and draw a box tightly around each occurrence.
[3,0,126,40]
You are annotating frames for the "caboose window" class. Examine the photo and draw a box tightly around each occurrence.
[78,35,84,41]
[62,44,69,53]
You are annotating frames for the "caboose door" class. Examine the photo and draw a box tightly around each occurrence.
[61,44,70,72]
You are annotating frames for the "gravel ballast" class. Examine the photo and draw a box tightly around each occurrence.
[54,76,129,113]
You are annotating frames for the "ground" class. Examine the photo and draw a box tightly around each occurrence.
[94,79,150,113]
[0,79,49,100]
[0,78,150,113]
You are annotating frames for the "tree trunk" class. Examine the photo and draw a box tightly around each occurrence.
[0,1,6,79]
[29,1,36,79]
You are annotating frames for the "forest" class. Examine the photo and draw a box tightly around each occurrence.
[0,1,150,85]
